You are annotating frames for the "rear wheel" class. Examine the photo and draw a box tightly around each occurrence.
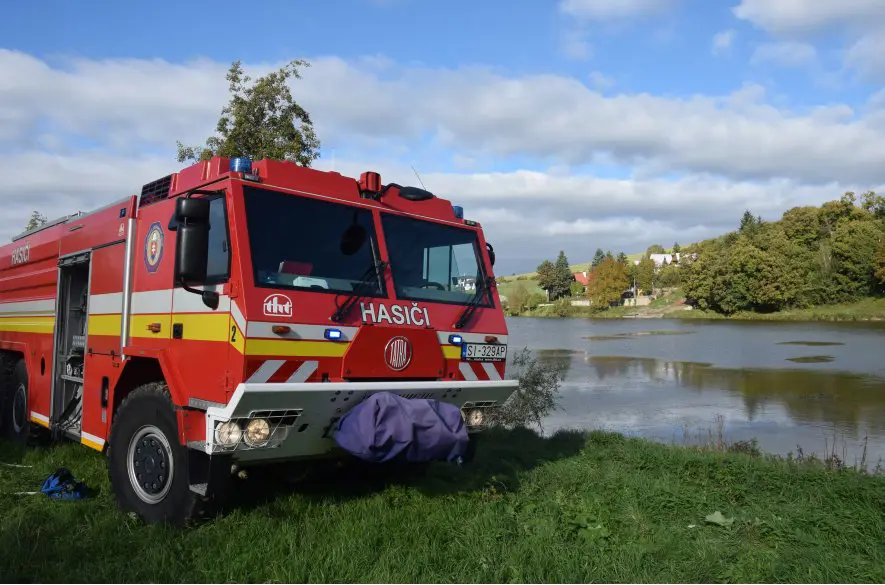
[107,382,200,526]
[2,358,31,445]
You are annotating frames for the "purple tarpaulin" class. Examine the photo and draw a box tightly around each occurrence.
[333,392,470,463]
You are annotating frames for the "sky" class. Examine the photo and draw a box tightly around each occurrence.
[2,0,885,275]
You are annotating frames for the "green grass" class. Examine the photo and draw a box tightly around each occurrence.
[2,428,884,582]
[672,297,885,322]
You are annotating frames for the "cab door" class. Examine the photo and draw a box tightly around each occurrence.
[169,193,234,405]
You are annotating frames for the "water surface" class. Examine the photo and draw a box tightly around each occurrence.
[505,317,885,466]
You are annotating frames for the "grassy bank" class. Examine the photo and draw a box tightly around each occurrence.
[2,428,884,582]
[671,297,885,322]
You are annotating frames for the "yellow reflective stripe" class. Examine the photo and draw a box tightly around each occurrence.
[442,345,461,359]
[30,415,50,428]
[0,316,54,334]
[88,315,121,336]
[81,436,104,451]
[129,315,172,339]
[230,319,245,355]
[245,338,349,357]
[173,313,230,342]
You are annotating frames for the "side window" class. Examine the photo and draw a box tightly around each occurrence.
[424,246,451,287]
[206,197,230,282]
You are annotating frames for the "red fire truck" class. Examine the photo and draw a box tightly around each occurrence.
[0,156,517,524]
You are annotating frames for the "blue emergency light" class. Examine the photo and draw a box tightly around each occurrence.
[324,328,343,340]
[230,157,252,173]
[448,334,463,345]
[453,205,464,219]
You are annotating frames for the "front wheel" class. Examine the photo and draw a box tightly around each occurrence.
[107,382,199,525]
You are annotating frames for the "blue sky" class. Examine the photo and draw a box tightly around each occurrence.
[2,0,885,274]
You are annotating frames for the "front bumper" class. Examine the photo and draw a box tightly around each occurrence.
[200,379,518,462]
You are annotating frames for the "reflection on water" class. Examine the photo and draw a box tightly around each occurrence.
[505,317,885,465]
[778,340,845,347]
[786,355,835,363]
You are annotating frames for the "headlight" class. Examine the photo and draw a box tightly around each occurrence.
[465,408,484,427]
[215,420,242,446]
[245,418,271,447]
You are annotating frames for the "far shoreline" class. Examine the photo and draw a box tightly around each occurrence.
[505,296,885,324]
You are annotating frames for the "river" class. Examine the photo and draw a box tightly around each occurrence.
[504,316,885,468]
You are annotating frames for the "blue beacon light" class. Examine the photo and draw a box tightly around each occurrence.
[453,205,464,219]
[448,334,463,345]
[324,328,343,341]
[230,157,252,173]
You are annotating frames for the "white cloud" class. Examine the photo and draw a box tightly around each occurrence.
[1,50,883,271]
[588,70,616,90]
[750,41,817,67]
[559,0,674,20]
[712,29,736,55]
[560,30,594,60]
[733,0,885,35]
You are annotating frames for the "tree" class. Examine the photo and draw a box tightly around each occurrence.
[591,248,605,267]
[645,244,665,256]
[535,260,556,299]
[672,242,681,253]
[177,60,320,166]
[875,239,885,289]
[739,209,760,235]
[586,257,629,308]
[657,263,681,288]
[634,257,655,294]
[860,190,885,218]
[509,282,530,313]
[604,250,614,262]
[616,251,628,265]
[25,211,47,232]
[550,251,575,300]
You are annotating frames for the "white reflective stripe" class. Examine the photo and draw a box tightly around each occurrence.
[128,289,232,314]
[287,360,318,383]
[172,287,230,312]
[89,293,123,315]
[481,362,502,381]
[81,431,105,447]
[437,331,508,345]
[131,290,172,314]
[247,322,358,341]
[247,360,285,383]
[0,299,55,316]
[30,411,49,424]
[459,362,478,381]
[231,300,247,333]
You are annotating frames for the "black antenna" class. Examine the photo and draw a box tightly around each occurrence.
[410,165,427,190]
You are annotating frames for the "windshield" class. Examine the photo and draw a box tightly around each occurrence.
[243,186,385,297]
[381,212,491,306]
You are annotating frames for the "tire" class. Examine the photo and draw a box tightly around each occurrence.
[0,353,14,436]
[2,358,31,445]
[107,382,199,526]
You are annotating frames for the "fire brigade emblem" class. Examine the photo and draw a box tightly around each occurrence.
[384,336,412,371]
[144,222,164,273]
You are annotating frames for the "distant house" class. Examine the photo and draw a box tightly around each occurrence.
[649,253,681,268]
[455,275,476,291]
[573,271,590,286]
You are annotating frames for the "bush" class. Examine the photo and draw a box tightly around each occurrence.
[486,347,567,432]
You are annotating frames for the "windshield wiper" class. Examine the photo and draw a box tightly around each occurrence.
[454,275,491,329]
[330,259,388,323]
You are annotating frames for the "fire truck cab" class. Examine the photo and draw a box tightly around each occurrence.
[0,156,517,524]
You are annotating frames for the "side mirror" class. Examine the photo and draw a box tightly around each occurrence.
[486,242,496,267]
[174,197,218,309]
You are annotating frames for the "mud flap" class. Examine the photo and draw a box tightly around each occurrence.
[188,448,232,499]
[332,392,469,463]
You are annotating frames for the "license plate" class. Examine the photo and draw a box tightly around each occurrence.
[462,343,507,361]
